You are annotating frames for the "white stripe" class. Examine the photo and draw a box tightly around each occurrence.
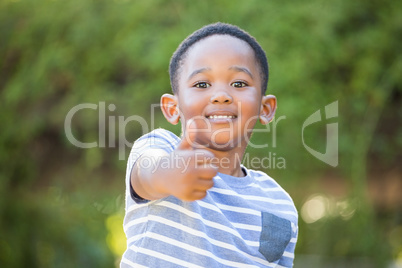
[156,201,259,247]
[129,244,204,268]
[120,256,147,268]
[252,173,296,204]
[255,178,277,185]
[197,200,260,216]
[127,233,145,245]
[291,222,298,233]
[210,187,294,205]
[282,251,295,258]
[126,202,149,214]
[246,172,296,205]
[147,215,270,266]
[232,222,261,231]
[254,176,271,182]
[199,199,297,219]
[195,201,261,231]
[146,232,260,268]
[275,264,287,268]
[195,200,222,213]
[123,217,147,233]
[241,192,294,205]
[249,183,283,192]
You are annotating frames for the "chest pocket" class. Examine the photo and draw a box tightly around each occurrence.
[258,212,292,262]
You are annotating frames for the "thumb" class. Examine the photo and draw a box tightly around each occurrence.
[177,118,199,150]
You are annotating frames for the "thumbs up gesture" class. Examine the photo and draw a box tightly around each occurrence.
[165,119,218,201]
[131,119,218,202]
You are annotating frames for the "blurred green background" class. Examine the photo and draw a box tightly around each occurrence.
[1,0,401,267]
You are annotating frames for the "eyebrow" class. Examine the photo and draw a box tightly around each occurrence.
[186,66,253,81]
[187,67,211,81]
[229,66,253,79]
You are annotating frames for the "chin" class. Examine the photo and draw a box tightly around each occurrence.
[208,138,240,151]
[198,133,242,151]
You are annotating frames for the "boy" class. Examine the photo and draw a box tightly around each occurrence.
[121,23,298,267]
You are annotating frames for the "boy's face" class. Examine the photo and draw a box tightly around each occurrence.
[165,35,275,151]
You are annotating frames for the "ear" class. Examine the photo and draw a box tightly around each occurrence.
[160,94,180,125]
[259,95,277,125]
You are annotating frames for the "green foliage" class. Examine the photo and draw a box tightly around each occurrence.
[1,0,400,267]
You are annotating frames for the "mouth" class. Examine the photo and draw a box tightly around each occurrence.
[206,115,236,119]
[205,111,237,122]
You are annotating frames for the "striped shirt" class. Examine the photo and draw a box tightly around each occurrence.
[121,129,298,268]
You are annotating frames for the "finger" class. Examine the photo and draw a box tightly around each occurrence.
[196,165,218,179]
[193,178,215,191]
[193,149,216,163]
[191,190,208,200]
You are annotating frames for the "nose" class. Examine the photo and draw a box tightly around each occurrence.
[210,90,233,104]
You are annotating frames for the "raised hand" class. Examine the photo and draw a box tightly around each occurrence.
[132,119,218,202]
[164,119,218,201]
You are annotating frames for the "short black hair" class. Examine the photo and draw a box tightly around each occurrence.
[169,22,269,94]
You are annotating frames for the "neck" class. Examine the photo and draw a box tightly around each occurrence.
[208,146,247,177]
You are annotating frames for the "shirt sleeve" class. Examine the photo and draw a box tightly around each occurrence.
[125,129,180,203]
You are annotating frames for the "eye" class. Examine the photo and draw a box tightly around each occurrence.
[231,81,248,88]
[194,82,211,88]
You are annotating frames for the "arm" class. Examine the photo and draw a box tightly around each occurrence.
[130,148,170,201]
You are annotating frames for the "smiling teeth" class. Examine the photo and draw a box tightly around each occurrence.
[208,115,235,119]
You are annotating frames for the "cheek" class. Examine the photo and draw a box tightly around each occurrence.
[238,97,261,115]
[238,99,261,127]
[178,94,204,117]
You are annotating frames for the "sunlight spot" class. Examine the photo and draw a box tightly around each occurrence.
[106,212,126,259]
[301,194,329,223]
